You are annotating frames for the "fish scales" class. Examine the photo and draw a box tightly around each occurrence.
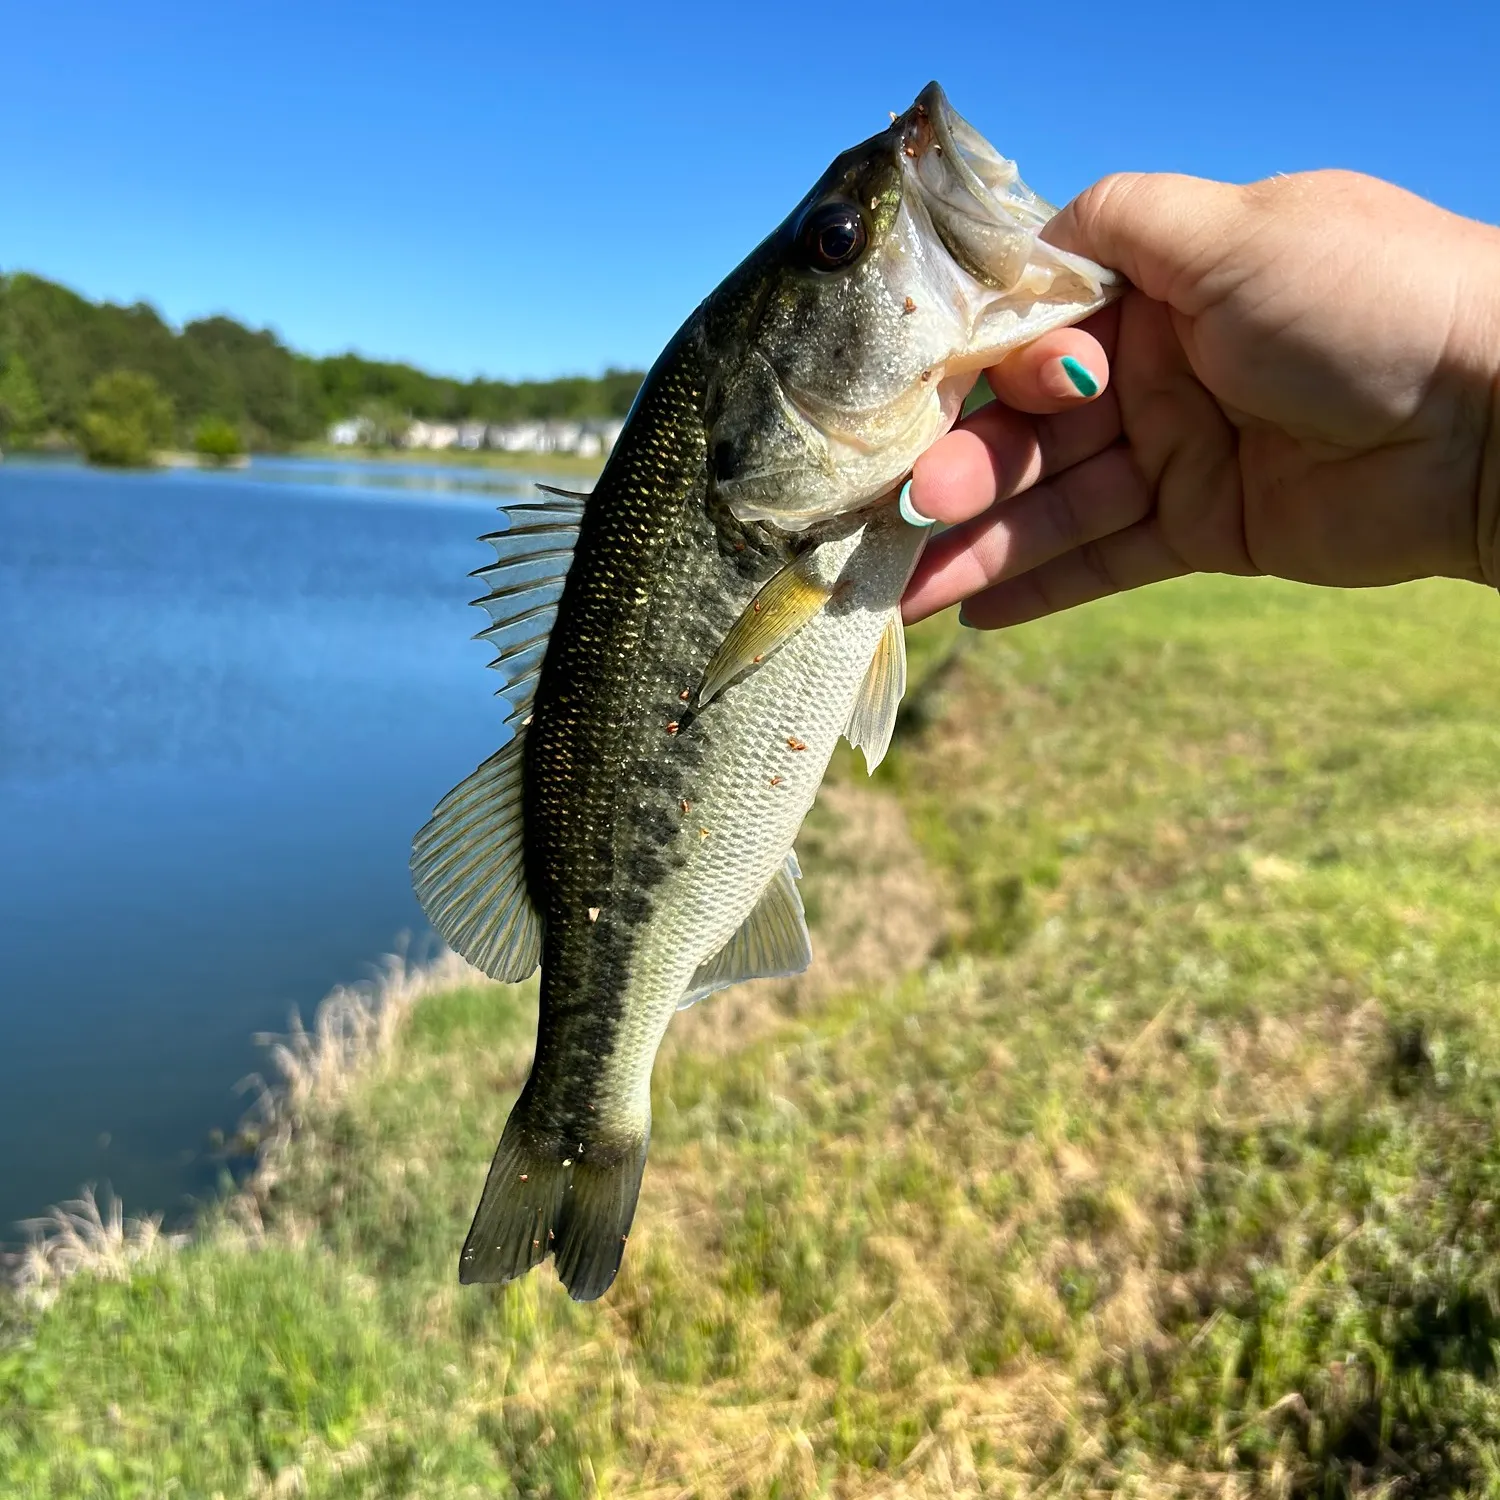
[414,82,1121,1299]
[522,323,788,1142]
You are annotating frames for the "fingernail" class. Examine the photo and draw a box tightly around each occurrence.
[1059,356,1099,398]
[898,478,934,528]
[957,603,977,629]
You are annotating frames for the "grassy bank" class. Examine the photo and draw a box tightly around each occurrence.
[5,577,1500,1496]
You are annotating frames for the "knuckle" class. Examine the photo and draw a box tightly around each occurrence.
[1029,570,1064,619]
[1082,171,1146,215]
[1077,540,1119,596]
[1039,484,1086,556]
[1064,172,1143,240]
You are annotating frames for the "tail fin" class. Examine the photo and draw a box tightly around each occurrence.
[458,1092,649,1302]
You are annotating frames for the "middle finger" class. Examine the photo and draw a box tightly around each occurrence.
[910,385,1124,527]
[903,445,1152,622]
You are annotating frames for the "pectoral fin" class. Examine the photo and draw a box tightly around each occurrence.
[696,554,834,707]
[844,611,906,773]
[678,853,812,1008]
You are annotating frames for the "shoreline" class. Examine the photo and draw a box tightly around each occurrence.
[3,948,486,1290]
[1,442,604,481]
[288,442,605,478]
[5,578,1500,1492]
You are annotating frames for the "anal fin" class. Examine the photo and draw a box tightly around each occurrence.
[679,852,812,1008]
[845,611,907,773]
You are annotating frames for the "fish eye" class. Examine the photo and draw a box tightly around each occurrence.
[798,202,868,271]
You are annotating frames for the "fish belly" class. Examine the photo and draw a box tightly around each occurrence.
[605,507,926,1114]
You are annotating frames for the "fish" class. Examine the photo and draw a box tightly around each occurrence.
[412,82,1119,1301]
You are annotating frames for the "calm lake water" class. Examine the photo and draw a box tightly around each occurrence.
[0,455,569,1244]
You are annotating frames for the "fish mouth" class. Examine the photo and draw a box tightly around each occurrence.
[889,82,1121,370]
[901,83,1054,234]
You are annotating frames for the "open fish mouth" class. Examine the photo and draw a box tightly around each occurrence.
[903,82,1058,240]
[893,81,1121,373]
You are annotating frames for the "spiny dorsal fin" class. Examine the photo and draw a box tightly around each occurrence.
[412,490,585,980]
[470,489,585,720]
[696,554,835,707]
[845,610,906,774]
[678,852,812,1008]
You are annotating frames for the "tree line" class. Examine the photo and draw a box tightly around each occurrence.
[0,270,644,459]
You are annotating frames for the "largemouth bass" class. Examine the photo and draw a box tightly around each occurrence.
[413,83,1118,1300]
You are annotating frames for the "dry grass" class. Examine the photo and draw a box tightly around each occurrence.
[14,1189,185,1305]
[10,948,492,1298]
[242,946,486,1164]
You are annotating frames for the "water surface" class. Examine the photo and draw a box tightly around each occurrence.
[0,456,561,1242]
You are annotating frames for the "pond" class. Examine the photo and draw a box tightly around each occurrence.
[0,455,567,1243]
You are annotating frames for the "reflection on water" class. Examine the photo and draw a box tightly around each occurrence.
[0,456,578,1241]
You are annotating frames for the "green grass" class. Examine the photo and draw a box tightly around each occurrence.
[7,576,1500,1496]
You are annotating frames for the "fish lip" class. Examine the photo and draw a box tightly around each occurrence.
[894,85,997,195]
[891,80,1123,297]
[905,82,963,175]
[896,80,1046,233]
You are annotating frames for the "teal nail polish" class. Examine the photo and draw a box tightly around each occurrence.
[1060,355,1099,398]
[898,478,934,527]
[957,603,977,629]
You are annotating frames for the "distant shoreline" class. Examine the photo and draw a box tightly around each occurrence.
[0,443,604,483]
[289,442,604,479]
[156,450,251,470]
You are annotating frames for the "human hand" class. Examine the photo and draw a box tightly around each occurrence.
[903,170,1500,627]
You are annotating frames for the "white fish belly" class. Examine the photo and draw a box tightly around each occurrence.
[606,508,926,1111]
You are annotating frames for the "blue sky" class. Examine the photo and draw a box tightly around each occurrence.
[4,0,1496,382]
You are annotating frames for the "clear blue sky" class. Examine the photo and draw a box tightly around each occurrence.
[5,0,1496,382]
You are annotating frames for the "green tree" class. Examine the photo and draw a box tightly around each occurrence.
[0,270,644,452]
[192,415,245,464]
[356,398,409,448]
[79,370,175,467]
[0,352,45,442]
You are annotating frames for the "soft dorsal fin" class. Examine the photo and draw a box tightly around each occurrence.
[410,488,584,980]
[844,611,906,773]
[696,552,835,707]
[678,852,812,1009]
[412,731,541,979]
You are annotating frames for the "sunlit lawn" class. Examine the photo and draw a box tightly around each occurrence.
[5,576,1500,1497]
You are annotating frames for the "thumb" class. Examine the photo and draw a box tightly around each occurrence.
[1042,172,1248,311]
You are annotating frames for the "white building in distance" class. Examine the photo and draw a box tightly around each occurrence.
[328,416,374,445]
[327,415,626,458]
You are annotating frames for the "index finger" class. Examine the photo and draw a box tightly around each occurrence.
[909,305,1122,527]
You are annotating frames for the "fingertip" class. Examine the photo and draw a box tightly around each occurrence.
[1043,171,1246,305]
[908,431,996,525]
[985,328,1110,414]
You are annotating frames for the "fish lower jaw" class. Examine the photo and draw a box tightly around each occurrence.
[744,399,960,530]
[950,272,1127,376]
